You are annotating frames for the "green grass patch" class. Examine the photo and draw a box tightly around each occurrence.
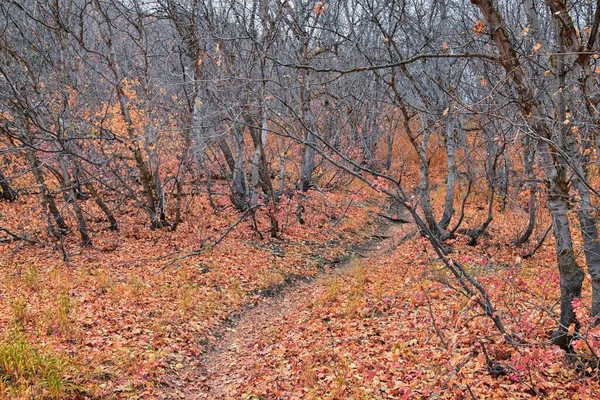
[0,331,77,399]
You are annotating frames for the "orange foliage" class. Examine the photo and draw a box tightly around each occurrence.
[0,180,380,398]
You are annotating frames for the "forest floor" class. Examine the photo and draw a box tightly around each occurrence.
[178,200,600,399]
[0,187,392,399]
[3,187,600,399]
[195,216,416,399]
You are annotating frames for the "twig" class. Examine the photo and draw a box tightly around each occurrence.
[523,223,552,259]
[449,180,473,236]
[0,226,40,245]
[479,340,508,378]
[420,281,447,347]
[160,205,260,271]
[331,196,355,228]
[273,52,499,75]
[376,212,410,224]
[213,205,258,248]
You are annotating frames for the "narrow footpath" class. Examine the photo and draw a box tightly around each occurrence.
[194,218,415,399]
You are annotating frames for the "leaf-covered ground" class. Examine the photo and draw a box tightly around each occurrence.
[0,185,381,398]
[2,183,600,398]
[198,203,600,399]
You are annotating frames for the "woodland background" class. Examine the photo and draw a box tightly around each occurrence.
[2,0,600,398]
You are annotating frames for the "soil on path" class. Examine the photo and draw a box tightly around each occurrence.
[180,218,415,399]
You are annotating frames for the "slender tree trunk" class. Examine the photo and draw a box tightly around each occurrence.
[278,136,286,197]
[250,142,262,208]
[545,0,600,323]
[0,168,17,202]
[385,132,394,171]
[472,0,584,348]
[13,110,68,238]
[28,148,68,238]
[299,67,315,192]
[95,2,161,228]
[170,178,183,232]
[401,112,446,239]
[439,123,457,230]
[300,142,315,192]
[144,126,168,227]
[192,90,207,168]
[387,67,446,240]
[217,136,236,175]
[515,138,537,244]
[573,172,600,320]
[59,156,91,245]
[415,138,439,237]
[258,114,278,236]
[83,173,118,231]
[230,124,249,210]
[545,166,584,347]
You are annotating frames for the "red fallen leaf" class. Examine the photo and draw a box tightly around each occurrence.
[413,290,426,306]
[400,388,411,400]
[365,370,377,382]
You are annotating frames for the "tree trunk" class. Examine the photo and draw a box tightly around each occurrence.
[515,138,537,245]
[472,0,585,349]
[299,67,315,192]
[14,110,68,238]
[96,4,161,228]
[26,149,68,238]
[59,156,91,245]
[0,168,17,202]
[439,123,457,230]
[84,175,118,231]
[402,112,446,239]
[230,124,249,210]
[544,0,600,323]
[217,136,236,175]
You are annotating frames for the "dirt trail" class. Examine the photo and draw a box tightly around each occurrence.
[192,219,415,399]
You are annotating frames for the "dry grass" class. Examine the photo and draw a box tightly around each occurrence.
[0,331,77,399]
